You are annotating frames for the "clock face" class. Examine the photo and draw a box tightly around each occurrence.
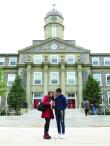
[51,43,57,49]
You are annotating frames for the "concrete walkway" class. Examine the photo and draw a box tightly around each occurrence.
[0,127,110,146]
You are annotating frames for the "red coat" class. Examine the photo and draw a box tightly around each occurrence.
[41,95,54,119]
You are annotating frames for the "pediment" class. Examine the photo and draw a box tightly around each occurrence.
[18,38,90,53]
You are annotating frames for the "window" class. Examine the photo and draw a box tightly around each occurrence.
[67,72,75,85]
[7,74,16,86]
[93,74,102,85]
[92,57,100,66]
[34,55,42,64]
[106,74,110,86]
[52,25,56,38]
[50,55,58,64]
[66,55,75,64]
[107,92,110,105]
[33,92,43,99]
[0,58,5,66]
[50,72,59,85]
[68,93,75,98]
[104,57,110,66]
[34,72,42,85]
[99,92,103,105]
[9,58,17,66]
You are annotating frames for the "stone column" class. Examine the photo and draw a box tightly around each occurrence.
[26,64,32,109]
[77,64,83,108]
[61,64,66,95]
[43,64,48,95]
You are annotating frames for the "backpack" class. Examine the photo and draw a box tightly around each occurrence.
[83,101,89,109]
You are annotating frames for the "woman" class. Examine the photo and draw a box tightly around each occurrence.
[41,91,54,139]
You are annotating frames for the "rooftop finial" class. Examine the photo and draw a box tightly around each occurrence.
[52,3,56,10]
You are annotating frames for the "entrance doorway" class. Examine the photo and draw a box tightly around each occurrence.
[33,92,43,109]
[68,99,76,109]
[67,93,76,109]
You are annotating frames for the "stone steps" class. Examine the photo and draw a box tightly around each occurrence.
[0,109,110,127]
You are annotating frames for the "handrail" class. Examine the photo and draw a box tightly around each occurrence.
[103,103,110,115]
[0,104,8,115]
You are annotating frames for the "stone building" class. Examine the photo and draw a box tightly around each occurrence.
[0,8,110,109]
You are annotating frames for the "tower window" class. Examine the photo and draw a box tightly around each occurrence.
[52,25,56,38]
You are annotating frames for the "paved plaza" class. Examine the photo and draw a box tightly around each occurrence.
[0,110,110,146]
[0,127,110,146]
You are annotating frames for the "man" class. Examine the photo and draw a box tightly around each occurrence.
[54,88,67,139]
[83,98,90,116]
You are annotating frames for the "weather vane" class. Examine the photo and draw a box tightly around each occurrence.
[52,2,56,10]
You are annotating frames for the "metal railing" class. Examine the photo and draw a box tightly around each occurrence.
[103,103,110,115]
[0,104,8,115]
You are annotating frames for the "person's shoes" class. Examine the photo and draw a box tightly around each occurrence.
[47,133,51,139]
[56,133,61,138]
[43,133,50,139]
[60,134,65,139]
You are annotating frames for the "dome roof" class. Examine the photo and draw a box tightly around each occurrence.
[45,9,63,18]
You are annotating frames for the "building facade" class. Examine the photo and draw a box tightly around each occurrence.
[0,8,110,109]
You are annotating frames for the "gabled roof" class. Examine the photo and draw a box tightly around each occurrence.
[18,38,90,53]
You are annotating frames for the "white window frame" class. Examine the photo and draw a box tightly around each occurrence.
[0,58,5,66]
[50,72,59,85]
[66,55,75,64]
[7,74,16,86]
[106,74,110,86]
[52,25,56,38]
[67,72,75,85]
[50,55,58,64]
[33,92,43,99]
[99,92,103,106]
[92,57,100,66]
[34,55,42,64]
[107,92,110,105]
[104,57,110,66]
[34,72,42,85]
[9,57,17,66]
[93,74,102,86]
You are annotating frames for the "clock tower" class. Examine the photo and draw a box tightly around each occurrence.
[44,5,64,40]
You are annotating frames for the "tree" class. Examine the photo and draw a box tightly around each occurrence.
[83,74,101,105]
[7,74,26,113]
[0,68,6,97]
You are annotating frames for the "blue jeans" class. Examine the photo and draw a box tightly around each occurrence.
[55,110,65,134]
[93,106,97,115]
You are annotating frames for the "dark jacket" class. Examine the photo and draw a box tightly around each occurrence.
[55,94,67,110]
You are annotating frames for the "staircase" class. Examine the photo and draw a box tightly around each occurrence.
[66,109,84,117]
[0,108,110,127]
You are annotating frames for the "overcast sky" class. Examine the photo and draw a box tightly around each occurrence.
[0,0,110,53]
